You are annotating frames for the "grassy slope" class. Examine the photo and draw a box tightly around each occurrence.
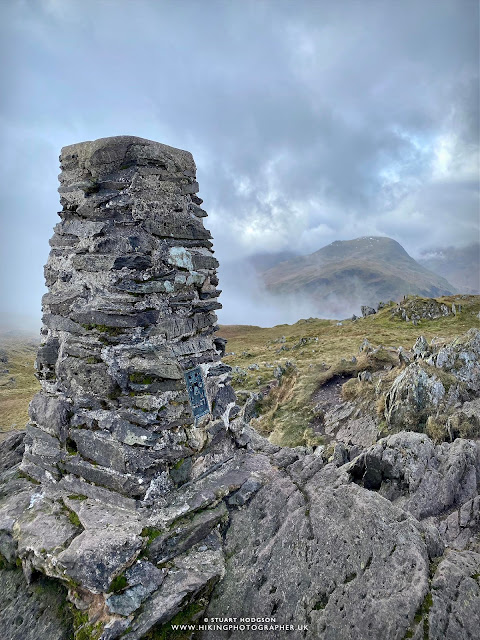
[219,295,480,447]
[0,335,40,442]
[0,295,478,448]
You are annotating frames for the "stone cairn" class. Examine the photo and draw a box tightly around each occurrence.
[22,136,237,506]
[0,137,272,639]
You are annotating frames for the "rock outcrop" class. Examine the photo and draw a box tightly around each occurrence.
[384,362,446,429]
[390,296,463,323]
[303,328,480,452]
[205,427,480,640]
[361,305,376,318]
[0,560,74,640]
[1,138,479,640]
[385,329,480,438]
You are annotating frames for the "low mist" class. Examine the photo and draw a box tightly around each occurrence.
[0,312,41,337]
[216,260,360,327]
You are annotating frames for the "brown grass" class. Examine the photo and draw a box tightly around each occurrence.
[219,295,480,446]
[0,295,478,448]
[0,335,40,441]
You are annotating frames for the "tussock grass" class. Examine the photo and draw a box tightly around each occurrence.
[0,334,40,441]
[220,295,480,446]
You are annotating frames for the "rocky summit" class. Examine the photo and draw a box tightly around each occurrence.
[0,137,479,640]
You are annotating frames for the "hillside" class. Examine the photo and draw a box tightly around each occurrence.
[3,295,480,640]
[0,334,39,443]
[418,242,480,294]
[261,236,457,316]
[220,294,480,447]
[1,296,478,448]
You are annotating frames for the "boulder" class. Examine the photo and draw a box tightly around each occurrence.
[413,335,429,358]
[429,550,480,640]
[348,432,479,521]
[434,328,480,392]
[206,464,431,640]
[361,305,376,318]
[384,363,445,430]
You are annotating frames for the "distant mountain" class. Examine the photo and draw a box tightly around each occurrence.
[418,243,480,295]
[260,237,457,315]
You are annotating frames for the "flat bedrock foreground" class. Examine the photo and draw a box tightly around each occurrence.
[1,423,480,639]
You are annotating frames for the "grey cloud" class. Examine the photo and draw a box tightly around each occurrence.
[0,0,478,326]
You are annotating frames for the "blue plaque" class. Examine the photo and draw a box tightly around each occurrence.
[184,366,210,421]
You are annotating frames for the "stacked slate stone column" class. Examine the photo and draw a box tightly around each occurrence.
[22,136,236,503]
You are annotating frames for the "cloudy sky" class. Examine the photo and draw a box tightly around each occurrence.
[0,0,478,326]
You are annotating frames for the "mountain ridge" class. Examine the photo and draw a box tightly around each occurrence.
[260,236,457,313]
[418,242,480,294]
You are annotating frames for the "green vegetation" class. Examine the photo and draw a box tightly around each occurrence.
[173,457,185,470]
[425,416,446,443]
[219,295,480,447]
[61,503,82,529]
[16,470,41,484]
[0,334,40,442]
[82,180,100,196]
[0,295,478,448]
[109,573,128,593]
[414,591,433,640]
[82,324,124,336]
[402,589,433,640]
[419,363,457,392]
[71,607,103,640]
[144,599,206,640]
[106,385,122,400]
[129,372,155,385]
[312,594,329,610]
[141,526,164,544]
[0,552,12,570]
[426,411,480,443]
[66,439,78,456]
[67,510,82,528]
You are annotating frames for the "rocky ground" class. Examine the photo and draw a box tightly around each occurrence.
[0,303,479,639]
[1,324,480,639]
[1,136,479,640]
[2,135,479,639]
[221,295,480,447]
[1,422,479,639]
